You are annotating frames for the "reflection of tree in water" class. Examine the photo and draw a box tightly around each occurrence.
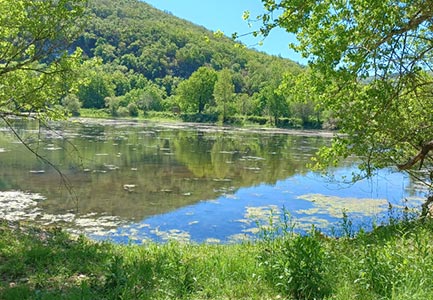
[173,131,326,187]
[404,168,433,198]
[77,123,106,140]
[0,121,329,222]
[172,131,214,178]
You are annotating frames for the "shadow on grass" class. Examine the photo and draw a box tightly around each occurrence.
[0,220,121,299]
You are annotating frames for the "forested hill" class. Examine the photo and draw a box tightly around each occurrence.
[70,0,308,125]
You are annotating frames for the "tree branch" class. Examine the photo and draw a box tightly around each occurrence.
[1,116,76,202]
[374,8,433,50]
[398,140,433,170]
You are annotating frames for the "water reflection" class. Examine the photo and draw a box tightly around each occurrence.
[97,167,420,243]
[0,119,423,243]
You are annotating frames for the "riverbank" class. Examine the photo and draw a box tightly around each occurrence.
[72,114,336,138]
[1,217,433,299]
[78,108,332,136]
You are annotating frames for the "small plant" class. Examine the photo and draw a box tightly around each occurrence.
[103,255,128,298]
[257,210,331,299]
[341,209,354,238]
[355,241,404,297]
[127,102,139,117]
[255,207,296,242]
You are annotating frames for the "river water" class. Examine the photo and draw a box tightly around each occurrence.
[0,118,423,243]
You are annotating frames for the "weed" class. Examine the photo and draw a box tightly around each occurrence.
[340,209,354,238]
[257,210,331,300]
[103,255,128,298]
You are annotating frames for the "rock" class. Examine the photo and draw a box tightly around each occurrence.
[123,184,136,192]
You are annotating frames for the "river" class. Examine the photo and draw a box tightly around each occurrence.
[0,118,423,243]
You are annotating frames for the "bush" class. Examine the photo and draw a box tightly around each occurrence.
[259,228,332,299]
[62,94,81,116]
[105,96,120,116]
[127,102,139,117]
[116,106,129,117]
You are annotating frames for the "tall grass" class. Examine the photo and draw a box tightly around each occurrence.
[1,214,433,299]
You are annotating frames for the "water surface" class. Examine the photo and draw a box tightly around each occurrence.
[0,119,422,243]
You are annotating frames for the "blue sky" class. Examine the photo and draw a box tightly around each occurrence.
[142,0,306,65]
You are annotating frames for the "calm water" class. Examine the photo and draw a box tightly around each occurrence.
[0,119,423,243]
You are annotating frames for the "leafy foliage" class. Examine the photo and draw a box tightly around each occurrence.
[176,66,217,113]
[254,0,433,201]
[213,68,235,122]
[0,0,86,121]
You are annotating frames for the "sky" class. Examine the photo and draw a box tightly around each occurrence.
[142,0,306,65]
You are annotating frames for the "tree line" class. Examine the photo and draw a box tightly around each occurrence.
[62,0,328,128]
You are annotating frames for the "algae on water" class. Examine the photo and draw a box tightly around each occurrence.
[295,193,389,217]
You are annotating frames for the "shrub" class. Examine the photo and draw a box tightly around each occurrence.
[62,94,81,116]
[116,106,129,117]
[105,96,120,116]
[127,102,139,117]
[259,228,331,300]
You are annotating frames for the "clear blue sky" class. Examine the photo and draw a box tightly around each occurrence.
[142,0,306,65]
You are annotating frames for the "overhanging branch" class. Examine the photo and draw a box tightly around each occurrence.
[398,140,433,170]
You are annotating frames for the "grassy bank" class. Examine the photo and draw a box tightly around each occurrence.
[77,109,321,129]
[1,217,433,299]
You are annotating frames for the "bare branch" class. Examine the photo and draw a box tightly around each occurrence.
[0,116,77,204]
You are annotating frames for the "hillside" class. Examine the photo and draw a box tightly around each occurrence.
[69,0,311,126]
[78,0,302,78]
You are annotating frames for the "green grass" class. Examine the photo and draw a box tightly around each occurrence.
[78,109,182,123]
[77,109,311,129]
[79,108,112,119]
[1,217,433,299]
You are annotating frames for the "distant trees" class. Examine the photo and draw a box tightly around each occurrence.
[279,72,320,127]
[77,69,115,109]
[62,95,82,117]
[68,0,314,123]
[59,0,332,127]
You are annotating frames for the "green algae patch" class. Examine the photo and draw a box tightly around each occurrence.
[151,228,191,243]
[294,216,331,231]
[244,205,279,222]
[296,193,389,217]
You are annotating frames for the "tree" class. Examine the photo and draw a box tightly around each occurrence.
[213,68,234,122]
[254,1,433,213]
[126,85,165,113]
[0,0,86,121]
[176,67,217,113]
[234,93,255,116]
[261,84,288,126]
[278,71,321,127]
[77,68,115,109]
